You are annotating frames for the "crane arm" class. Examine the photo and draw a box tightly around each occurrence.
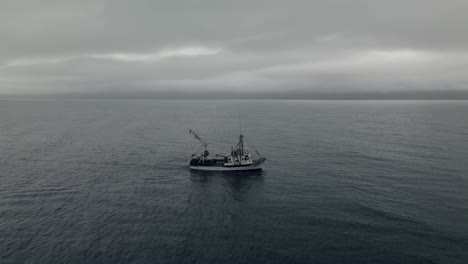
[189,129,207,148]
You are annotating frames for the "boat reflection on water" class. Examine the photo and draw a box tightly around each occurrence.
[190,169,264,186]
[178,169,266,257]
[189,169,265,198]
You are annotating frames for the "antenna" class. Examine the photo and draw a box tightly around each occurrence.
[239,113,242,135]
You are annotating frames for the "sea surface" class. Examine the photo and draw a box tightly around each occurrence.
[1,99,467,264]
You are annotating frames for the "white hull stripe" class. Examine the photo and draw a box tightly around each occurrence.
[190,165,262,171]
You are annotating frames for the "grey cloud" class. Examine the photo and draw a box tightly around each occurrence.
[1,0,468,98]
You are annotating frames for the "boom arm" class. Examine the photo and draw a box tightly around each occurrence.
[189,129,207,149]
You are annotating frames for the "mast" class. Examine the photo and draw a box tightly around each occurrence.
[234,133,244,165]
[238,115,244,162]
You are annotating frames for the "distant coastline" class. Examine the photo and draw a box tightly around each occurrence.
[2,90,468,100]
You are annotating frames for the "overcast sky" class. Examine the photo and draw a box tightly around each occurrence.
[1,0,468,98]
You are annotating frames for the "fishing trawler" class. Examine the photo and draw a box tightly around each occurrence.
[188,129,266,171]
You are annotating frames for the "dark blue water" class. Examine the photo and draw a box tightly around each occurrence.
[1,99,467,264]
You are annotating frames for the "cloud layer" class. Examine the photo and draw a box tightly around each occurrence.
[1,0,468,98]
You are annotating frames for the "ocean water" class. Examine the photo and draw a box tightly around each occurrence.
[1,99,467,264]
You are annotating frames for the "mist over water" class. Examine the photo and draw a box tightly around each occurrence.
[1,99,467,263]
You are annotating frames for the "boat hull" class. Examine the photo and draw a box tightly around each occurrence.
[190,165,262,171]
